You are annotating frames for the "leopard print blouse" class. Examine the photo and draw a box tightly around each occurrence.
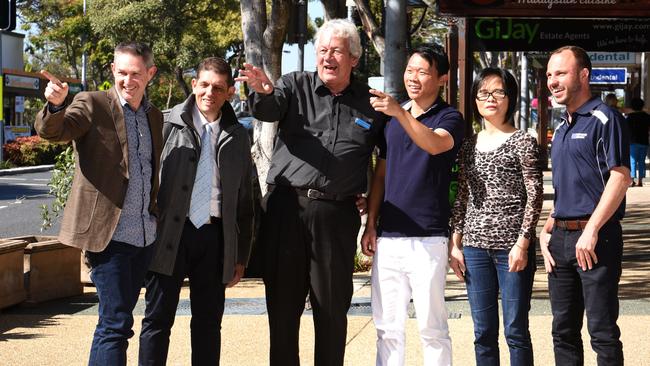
[451,129,544,250]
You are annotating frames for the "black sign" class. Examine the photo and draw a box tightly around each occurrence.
[1,0,17,31]
[438,0,650,18]
[469,18,650,52]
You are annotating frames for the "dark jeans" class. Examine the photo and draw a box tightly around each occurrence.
[86,240,154,366]
[139,219,226,366]
[464,245,536,366]
[547,221,623,366]
[262,186,361,366]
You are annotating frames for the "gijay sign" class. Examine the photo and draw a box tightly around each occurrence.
[469,18,650,51]
[438,0,650,17]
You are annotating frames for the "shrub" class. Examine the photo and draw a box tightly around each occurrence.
[1,136,68,166]
[41,146,75,230]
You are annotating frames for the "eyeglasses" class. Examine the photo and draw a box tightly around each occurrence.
[476,89,507,101]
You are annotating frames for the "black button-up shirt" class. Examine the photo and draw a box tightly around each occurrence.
[249,71,387,196]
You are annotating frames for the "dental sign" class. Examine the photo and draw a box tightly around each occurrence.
[438,0,650,17]
[590,68,627,84]
[469,18,650,52]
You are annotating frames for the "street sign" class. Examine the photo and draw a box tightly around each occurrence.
[15,95,24,113]
[590,68,627,85]
[4,74,40,90]
[588,52,638,66]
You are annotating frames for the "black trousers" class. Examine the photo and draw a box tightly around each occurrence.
[139,219,225,366]
[262,186,361,366]
[547,220,624,366]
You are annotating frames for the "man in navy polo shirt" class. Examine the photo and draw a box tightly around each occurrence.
[541,45,631,366]
[362,44,465,366]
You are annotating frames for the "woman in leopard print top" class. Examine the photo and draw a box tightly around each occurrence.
[449,68,543,366]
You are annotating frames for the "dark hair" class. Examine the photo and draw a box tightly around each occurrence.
[631,97,645,111]
[196,57,234,86]
[471,67,519,124]
[408,43,449,76]
[550,45,592,77]
[114,42,154,68]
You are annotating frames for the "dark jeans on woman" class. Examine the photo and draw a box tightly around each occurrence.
[86,240,154,366]
[464,243,536,366]
[547,221,623,366]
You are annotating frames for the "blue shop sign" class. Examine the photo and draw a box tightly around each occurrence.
[590,68,627,85]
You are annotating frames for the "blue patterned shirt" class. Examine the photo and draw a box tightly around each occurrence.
[111,93,157,247]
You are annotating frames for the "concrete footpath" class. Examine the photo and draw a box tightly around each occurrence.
[1,173,649,365]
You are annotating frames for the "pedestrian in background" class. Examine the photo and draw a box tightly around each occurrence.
[626,97,650,187]
[449,67,543,366]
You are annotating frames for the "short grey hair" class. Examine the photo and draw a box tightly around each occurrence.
[314,19,362,59]
[114,42,155,68]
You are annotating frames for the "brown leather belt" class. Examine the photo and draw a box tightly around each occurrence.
[554,219,589,231]
[293,187,354,201]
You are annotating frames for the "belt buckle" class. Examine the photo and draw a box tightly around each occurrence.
[306,189,320,199]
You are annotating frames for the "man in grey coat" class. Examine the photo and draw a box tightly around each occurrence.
[139,57,254,365]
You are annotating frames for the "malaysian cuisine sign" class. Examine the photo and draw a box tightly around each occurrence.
[438,0,650,18]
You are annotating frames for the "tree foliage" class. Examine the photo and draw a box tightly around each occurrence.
[88,0,243,98]
[18,0,113,88]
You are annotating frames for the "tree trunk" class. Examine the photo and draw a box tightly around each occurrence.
[240,0,290,197]
[353,0,385,58]
[320,0,348,20]
[174,66,191,97]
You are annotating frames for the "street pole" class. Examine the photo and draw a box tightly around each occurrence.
[384,0,407,101]
[1,30,5,163]
[297,0,307,72]
[81,0,87,90]
[519,52,528,131]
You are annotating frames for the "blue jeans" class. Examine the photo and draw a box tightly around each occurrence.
[630,143,648,179]
[464,245,536,366]
[86,240,154,366]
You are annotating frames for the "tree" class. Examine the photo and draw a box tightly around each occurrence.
[88,0,243,97]
[18,0,113,88]
[240,0,291,195]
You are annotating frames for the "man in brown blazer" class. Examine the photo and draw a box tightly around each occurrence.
[35,42,162,366]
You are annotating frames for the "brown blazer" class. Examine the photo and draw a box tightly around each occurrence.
[35,87,163,252]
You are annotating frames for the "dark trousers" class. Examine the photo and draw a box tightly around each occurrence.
[548,221,624,366]
[139,219,226,366]
[262,187,361,366]
[86,240,154,366]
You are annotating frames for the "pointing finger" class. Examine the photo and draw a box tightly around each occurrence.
[41,70,63,86]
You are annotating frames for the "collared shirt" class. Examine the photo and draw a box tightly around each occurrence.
[551,96,630,220]
[191,105,222,218]
[111,92,157,247]
[379,98,465,238]
[249,71,388,196]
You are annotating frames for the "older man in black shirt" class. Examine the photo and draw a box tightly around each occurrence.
[238,18,387,366]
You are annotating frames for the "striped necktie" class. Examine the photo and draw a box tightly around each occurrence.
[189,124,213,228]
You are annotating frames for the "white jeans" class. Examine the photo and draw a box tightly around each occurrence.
[371,236,452,366]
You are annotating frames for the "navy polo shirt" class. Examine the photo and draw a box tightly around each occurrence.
[551,97,630,220]
[378,98,465,237]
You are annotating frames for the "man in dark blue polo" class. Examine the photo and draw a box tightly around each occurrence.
[361,44,464,365]
[540,45,631,366]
